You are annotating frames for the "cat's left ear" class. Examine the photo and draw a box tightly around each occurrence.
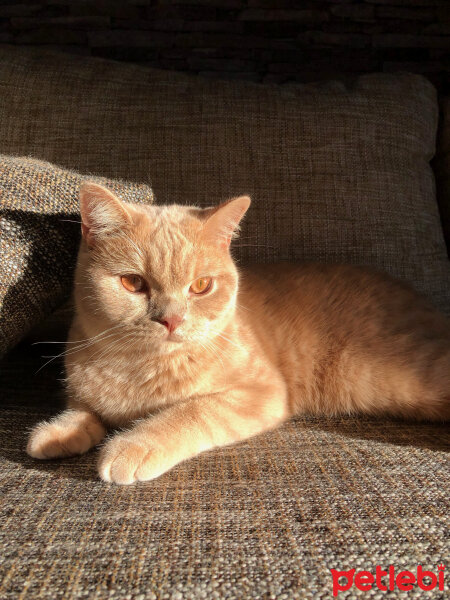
[202,195,251,248]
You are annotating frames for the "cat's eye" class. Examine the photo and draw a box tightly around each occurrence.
[120,274,147,293]
[190,277,213,295]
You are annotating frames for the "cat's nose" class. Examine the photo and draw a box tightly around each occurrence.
[155,314,184,334]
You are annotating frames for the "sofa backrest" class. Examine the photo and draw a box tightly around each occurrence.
[0,46,449,316]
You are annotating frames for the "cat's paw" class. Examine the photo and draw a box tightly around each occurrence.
[98,435,168,485]
[26,411,106,459]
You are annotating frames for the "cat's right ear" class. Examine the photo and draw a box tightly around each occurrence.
[79,183,132,248]
[200,195,251,249]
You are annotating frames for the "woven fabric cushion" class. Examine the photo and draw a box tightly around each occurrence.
[1,349,449,599]
[0,46,449,316]
[0,155,153,356]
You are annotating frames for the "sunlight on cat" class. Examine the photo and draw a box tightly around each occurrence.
[26,183,450,484]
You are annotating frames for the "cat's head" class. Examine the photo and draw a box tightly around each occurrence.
[75,183,250,352]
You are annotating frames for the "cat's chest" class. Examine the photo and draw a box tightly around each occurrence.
[68,351,210,427]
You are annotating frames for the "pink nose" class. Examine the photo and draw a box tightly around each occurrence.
[157,314,184,334]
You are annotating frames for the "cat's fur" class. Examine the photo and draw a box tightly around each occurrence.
[27,183,450,484]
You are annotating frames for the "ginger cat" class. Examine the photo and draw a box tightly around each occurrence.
[27,183,450,484]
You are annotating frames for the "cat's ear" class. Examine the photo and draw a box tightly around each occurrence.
[79,183,132,247]
[201,195,251,248]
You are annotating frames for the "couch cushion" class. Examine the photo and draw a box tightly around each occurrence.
[0,346,449,599]
[0,155,153,356]
[0,46,449,316]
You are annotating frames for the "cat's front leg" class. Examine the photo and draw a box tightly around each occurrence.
[98,381,288,485]
[26,409,106,459]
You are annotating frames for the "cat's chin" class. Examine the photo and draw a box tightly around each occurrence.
[154,333,184,351]
[153,338,186,357]
[164,335,183,344]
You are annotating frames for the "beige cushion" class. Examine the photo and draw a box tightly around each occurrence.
[0,155,153,356]
[0,45,448,329]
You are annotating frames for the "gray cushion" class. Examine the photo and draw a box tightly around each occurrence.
[0,46,449,356]
[0,348,448,599]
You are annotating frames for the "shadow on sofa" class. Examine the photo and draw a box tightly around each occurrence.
[0,208,80,355]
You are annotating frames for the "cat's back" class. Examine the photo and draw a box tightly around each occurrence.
[239,262,450,416]
[239,262,450,351]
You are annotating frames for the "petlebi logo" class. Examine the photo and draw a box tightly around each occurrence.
[330,564,445,596]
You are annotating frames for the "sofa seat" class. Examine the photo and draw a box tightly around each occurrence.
[1,344,448,599]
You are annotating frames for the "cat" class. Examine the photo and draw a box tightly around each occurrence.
[26,183,450,484]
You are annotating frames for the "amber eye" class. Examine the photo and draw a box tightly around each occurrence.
[190,277,212,295]
[120,274,147,293]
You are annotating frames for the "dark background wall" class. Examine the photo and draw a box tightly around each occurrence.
[1,0,449,93]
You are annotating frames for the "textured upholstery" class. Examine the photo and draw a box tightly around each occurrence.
[0,47,449,599]
[0,348,449,599]
[0,156,154,356]
[0,46,449,358]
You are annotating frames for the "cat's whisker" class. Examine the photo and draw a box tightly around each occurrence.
[64,327,130,356]
[68,323,128,345]
[34,341,69,345]
[198,339,225,370]
[235,302,251,312]
[206,338,235,365]
[210,330,242,349]
[64,333,135,370]
[86,332,137,364]
[33,322,126,346]
[35,354,67,374]
[34,324,129,373]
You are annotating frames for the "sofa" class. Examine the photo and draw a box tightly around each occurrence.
[0,46,449,599]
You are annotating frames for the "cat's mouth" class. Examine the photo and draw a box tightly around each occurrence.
[163,332,183,344]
